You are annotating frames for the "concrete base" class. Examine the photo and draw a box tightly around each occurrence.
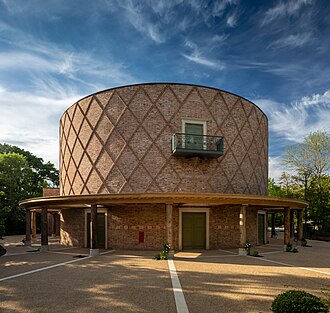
[40,245,49,252]
[89,249,99,257]
[238,248,248,256]
[168,250,175,259]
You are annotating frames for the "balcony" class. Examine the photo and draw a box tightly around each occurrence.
[171,133,224,158]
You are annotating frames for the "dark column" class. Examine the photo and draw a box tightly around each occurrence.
[90,204,99,256]
[290,210,295,238]
[25,209,31,246]
[52,213,56,237]
[271,213,276,238]
[297,209,303,241]
[284,207,291,246]
[41,207,48,251]
[32,211,37,240]
[55,213,60,236]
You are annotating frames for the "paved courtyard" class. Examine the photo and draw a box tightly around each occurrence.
[0,236,329,313]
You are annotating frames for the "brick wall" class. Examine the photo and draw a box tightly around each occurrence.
[108,205,166,250]
[59,204,261,250]
[60,83,268,197]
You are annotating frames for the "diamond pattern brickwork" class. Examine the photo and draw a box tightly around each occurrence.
[59,84,268,196]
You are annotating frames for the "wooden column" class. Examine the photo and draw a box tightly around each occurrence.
[297,209,303,241]
[239,205,247,246]
[51,213,56,237]
[90,204,99,256]
[284,207,291,246]
[25,209,31,246]
[32,211,37,240]
[166,204,173,248]
[55,213,60,236]
[41,207,48,251]
[290,210,295,238]
[271,212,276,238]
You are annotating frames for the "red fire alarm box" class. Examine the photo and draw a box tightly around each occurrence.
[139,231,144,243]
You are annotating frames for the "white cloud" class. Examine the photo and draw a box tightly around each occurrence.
[226,12,238,27]
[0,86,81,168]
[269,156,284,181]
[262,0,313,25]
[182,39,225,70]
[255,90,330,143]
[269,33,312,49]
[182,54,225,70]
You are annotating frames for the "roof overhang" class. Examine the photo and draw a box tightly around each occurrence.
[19,192,308,210]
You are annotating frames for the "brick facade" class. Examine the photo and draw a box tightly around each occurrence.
[60,83,268,197]
[57,83,269,250]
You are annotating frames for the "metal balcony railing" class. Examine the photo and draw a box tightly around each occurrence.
[171,133,224,158]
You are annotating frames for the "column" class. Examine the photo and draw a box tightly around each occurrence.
[32,211,37,240]
[51,213,56,237]
[284,207,291,246]
[239,205,247,246]
[25,209,31,246]
[297,209,303,241]
[41,207,48,251]
[90,204,99,256]
[271,212,276,238]
[55,212,61,236]
[290,210,295,239]
[166,204,173,248]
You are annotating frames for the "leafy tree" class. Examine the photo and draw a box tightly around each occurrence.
[282,131,330,236]
[0,144,59,235]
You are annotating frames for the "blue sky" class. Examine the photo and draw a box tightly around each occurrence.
[0,0,329,180]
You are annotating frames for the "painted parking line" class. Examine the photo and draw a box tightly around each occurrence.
[48,251,89,256]
[168,259,189,313]
[251,256,330,276]
[0,255,92,282]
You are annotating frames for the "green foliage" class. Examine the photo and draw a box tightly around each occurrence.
[271,290,329,313]
[154,243,171,260]
[0,143,59,235]
[301,238,308,247]
[252,250,260,257]
[285,243,298,253]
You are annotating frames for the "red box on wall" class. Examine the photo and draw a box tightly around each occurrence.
[139,231,144,243]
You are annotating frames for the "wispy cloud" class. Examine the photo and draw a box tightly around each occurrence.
[269,33,312,49]
[182,39,225,70]
[262,0,313,25]
[0,85,81,167]
[255,90,330,143]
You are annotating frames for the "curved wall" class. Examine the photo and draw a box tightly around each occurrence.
[60,83,268,196]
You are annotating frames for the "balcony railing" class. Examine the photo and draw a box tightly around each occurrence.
[171,133,224,158]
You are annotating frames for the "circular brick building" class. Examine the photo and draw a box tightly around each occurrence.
[21,83,307,254]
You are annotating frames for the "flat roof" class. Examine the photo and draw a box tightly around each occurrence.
[19,193,308,210]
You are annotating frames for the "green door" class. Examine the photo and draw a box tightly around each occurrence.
[87,213,106,249]
[258,214,265,245]
[185,123,204,150]
[182,212,206,249]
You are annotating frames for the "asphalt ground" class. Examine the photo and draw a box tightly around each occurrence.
[0,237,329,313]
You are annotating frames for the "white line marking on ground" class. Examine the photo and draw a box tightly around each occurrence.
[218,249,238,255]
[168,259,189,313]
[48,251,89,256]
[261,251,283,255]
[251,257,330,276]
[99,249,116,255]
[49,247,78,251]
[0,256,92,282]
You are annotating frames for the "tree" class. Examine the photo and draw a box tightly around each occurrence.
[0,144,59,235]
[282,131,330,236]
[0,153,32,234]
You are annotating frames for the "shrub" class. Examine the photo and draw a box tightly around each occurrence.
[154,243,171,260]
[301,238,308,247]
[272,290,329,313]
[252,250,260,257]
